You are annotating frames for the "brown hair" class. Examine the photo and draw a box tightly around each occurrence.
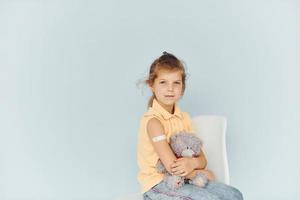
[138,51,188,108]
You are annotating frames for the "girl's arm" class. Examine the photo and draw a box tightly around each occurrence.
[147,118,177,174]
[170,148,207,176]
[193,149,207,170]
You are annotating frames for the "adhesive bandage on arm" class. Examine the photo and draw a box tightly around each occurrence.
[152,134,166,142]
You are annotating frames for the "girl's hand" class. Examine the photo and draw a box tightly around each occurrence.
[170,157,197,177]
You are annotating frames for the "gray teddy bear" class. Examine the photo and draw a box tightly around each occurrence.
[156,132,208,190]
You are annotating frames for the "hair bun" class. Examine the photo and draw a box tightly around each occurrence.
[163,51,168,55]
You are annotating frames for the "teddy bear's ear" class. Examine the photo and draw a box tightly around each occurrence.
[187,135,201,154]
[197,136,203,144]
[194,135,203,146]
[199,138,203,146]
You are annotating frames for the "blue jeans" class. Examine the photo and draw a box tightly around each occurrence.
[143,180,243,200]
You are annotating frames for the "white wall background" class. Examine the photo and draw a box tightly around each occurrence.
[0,0,299,200]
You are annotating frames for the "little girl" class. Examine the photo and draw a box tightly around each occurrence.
[137,51,243,200]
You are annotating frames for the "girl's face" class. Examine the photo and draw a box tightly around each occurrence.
[150,69,183,108]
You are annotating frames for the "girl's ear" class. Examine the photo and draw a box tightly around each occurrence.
[148,83,154,92]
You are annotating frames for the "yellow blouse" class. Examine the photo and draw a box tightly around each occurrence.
[137,98,195,193]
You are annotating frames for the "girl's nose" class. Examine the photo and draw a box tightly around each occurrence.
[168,85,174,91]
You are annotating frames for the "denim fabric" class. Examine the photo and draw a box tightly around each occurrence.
[143,180,243,200]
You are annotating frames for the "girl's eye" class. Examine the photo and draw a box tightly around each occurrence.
[159,81,165,84]
[175,82,181,84]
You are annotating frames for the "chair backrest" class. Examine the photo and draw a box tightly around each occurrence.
[192,115,230,184]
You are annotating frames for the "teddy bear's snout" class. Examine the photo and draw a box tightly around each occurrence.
[181,149,195,157]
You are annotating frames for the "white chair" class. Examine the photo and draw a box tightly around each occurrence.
[114,115,229,200]
[192,115,230,184]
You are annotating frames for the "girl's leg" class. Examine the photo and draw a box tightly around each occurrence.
[143,181,190,200]
[204,181,244,200]
[144,180,221,200]
[142,193,152,200]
